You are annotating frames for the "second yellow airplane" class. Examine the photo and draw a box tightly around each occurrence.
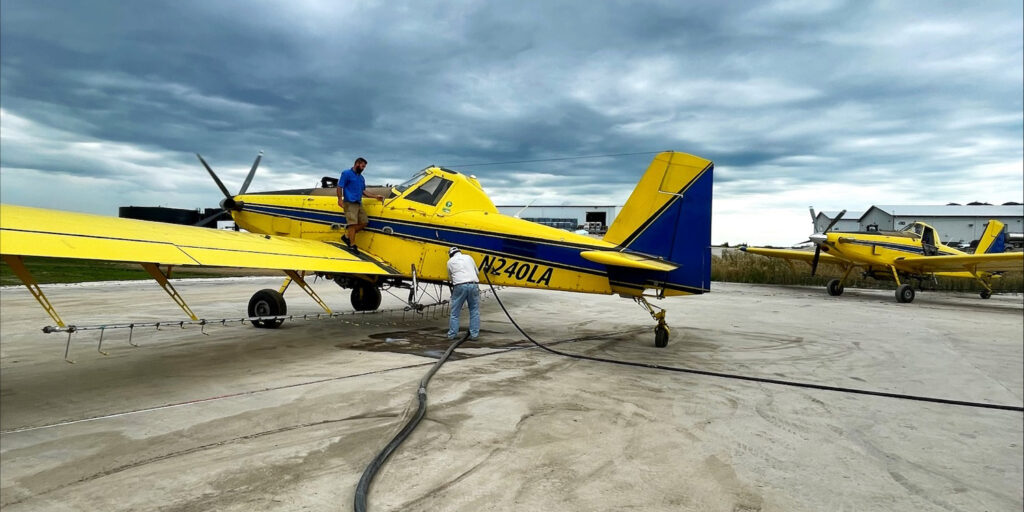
[741,209,1023,303]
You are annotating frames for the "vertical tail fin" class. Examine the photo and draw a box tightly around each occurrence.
[975,220,1007,254]
[601,152,713,296]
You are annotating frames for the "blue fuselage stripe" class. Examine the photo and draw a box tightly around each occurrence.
[242,203,608,274]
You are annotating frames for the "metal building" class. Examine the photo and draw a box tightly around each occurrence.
[816,204,1024,248]
[495,205,619,233]
[814,211,863,233]
[119,206,228,228]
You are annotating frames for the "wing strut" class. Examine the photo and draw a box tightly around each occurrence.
[280,270,332,314]
[141,263,199,321]
[2,255,66,328]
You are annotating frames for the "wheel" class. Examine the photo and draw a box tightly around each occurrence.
[895,284,915,303]
[248,289,287,328]
[654,325,669,348]
[351,282,382,311]
[826,279,844,296]
[980,289,992,299]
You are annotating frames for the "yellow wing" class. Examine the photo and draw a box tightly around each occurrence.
[0,204,396,275]
[740,246,849,267]
[894,252,1024,274]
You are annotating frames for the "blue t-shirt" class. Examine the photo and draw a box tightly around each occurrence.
[339,168,366,203]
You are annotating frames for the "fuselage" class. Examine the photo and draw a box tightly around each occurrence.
[821,222,974,278]
[228,166,652,296]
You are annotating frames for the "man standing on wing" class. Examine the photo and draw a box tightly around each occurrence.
[446,246,480,340]
[337,157,383,251]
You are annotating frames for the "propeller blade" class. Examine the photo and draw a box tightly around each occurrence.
[238,151,263,195]
[810,246,821,276]
[808,206,817,224]
[196,154,233,199]
[822,209,847,233]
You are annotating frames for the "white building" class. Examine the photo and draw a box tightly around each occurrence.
[815,211,863,233]
[495,205,619,233]
[816,204,1024,248]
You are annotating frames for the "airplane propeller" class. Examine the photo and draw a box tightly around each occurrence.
[807,207,845,276]
[195,151,263,215]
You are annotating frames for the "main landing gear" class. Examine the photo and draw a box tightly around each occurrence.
[350,280,383,311]
[636,296,670,348]
[895,284,915,303]
[826,279,844,296]
[249,270,337,328]
[248,289,287,328]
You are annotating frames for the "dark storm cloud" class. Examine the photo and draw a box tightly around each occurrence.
[1,0,1021,243]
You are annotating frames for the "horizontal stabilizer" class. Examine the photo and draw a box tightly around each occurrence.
[579,250,678,271]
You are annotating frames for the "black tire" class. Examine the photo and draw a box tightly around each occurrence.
[826,279,844,296]
[654,325,669,348]
[980,289,992,299]
[896,284,915,303]
[248,289,287,328]
[351,282,382,311]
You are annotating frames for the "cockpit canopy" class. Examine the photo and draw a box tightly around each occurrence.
[389,166,496,214]
[900,222,940,245]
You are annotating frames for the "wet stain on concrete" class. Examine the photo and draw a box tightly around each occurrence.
[334,327,525,360]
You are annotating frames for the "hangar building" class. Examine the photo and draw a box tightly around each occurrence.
[495,205,619,233]
[815,204,1024,249]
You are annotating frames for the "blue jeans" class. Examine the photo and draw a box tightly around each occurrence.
[448,283,480,339]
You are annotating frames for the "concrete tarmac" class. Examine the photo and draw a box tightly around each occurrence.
[1,278,1021,511]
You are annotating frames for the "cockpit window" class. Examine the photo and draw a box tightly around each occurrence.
[900,223,923,237]
[394,170,428,194]
[404,176,453,206]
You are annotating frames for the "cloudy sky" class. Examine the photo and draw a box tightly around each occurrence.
[1,1,1021,245]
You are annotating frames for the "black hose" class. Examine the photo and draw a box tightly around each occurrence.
[354,332,470,512]
[481,271,1023,413]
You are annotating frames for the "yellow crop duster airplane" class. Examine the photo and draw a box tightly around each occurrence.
[0,151,714,347]
[741,208,1023,303]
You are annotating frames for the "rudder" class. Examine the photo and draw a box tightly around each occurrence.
[602,152,713,295]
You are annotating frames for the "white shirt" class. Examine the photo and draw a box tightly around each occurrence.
[447,253,479,285]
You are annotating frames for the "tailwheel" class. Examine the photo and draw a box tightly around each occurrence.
[654,324,669,348]
[635,296,670,348]
[351,281,382,311]
[979,289,992,299]
[895,284,915,303]
[249,289,287,328]
[826,279,844,296]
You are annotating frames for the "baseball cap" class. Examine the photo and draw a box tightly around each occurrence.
[448,246,461,256]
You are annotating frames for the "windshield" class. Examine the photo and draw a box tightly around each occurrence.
[394,170,428,193]
[404,176,453,206]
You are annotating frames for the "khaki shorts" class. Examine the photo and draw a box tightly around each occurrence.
[343,201,369,226]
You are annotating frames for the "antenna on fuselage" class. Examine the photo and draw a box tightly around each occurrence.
[514,199,537,219]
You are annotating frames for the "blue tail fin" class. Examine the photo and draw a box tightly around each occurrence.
[601,152,713,296]
[975,220,1007,254]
